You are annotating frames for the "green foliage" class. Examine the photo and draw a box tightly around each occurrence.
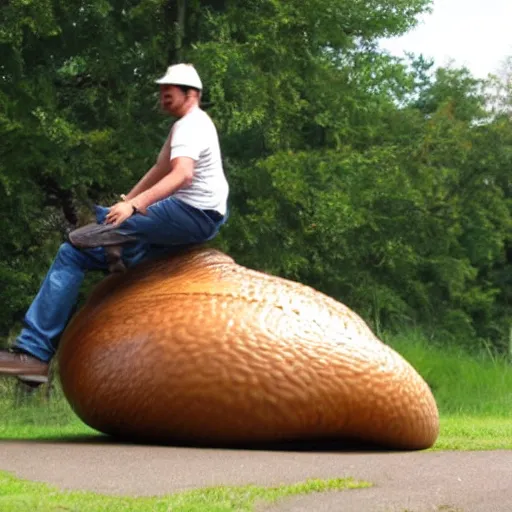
[0,0,175,337]
[0,0,510,354]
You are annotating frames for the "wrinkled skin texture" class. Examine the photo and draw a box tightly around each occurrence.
[58,248,439,450]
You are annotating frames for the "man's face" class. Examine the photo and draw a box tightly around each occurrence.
[159,84,186,116]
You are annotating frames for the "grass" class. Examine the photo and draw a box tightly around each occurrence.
[384,329,512,451]
[0,329,511,509]
[1,328,511,450]
[0,333,512,451]
[1,399,511,451]
[0,382,95,440]
[435,415,512,450]
[385,329,512,417]
[0,471,369,511]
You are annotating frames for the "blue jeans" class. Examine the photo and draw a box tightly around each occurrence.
[15,197,227,362]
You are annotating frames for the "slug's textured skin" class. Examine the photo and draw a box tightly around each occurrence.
[58,248,439,450]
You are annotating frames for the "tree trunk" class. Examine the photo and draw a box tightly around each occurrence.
[174,0,186,63]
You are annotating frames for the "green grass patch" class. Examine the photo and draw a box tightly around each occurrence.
[1,393,510,451]
[385,329,512,417]
[383,329,512,451]
[1,328,511,452]
[0,471,369,511]
[434,415,512,451]
[0,380,95,439]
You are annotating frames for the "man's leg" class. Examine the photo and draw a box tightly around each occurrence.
[0,198,226,382]
[78,199,224,268]
[0,242,108,383]
[112,197,224,256]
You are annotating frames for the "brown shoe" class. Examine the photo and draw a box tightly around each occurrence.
[0,350,49,384]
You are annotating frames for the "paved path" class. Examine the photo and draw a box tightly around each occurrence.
[0,438,510,511]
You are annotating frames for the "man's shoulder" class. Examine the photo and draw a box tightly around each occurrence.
[190,108,214,124]
[184,109,218,137]
[174,108,205,127]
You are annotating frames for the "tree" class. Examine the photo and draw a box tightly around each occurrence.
[2,0,510,355]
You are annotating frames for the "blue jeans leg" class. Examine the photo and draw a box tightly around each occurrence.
[15,243,108,362]
[95,197,226,268]
[15,197,228,362]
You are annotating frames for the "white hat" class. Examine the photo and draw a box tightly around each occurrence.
[155,63,203,90]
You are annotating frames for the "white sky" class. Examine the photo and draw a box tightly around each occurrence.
[379,0,512,78]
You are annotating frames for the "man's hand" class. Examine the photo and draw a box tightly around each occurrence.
[105,201,135,226]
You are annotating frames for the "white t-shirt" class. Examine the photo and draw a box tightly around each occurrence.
[170,108,229,216]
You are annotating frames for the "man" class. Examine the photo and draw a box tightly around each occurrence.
[0,63,229,385]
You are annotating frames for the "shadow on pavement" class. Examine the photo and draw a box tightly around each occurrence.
[1,433,396,454]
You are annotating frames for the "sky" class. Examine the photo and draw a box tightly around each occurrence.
[379,0,512,78]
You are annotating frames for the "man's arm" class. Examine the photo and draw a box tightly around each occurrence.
[104,157,194,226]
[105,119,199,226]
[130,157,194,211]
[123,131,173,201]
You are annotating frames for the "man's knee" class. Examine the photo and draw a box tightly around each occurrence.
[57,241,109,272]
[57,242,82,264]
[68,222,137,249]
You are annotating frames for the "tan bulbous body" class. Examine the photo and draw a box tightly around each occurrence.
[58,248,439,450]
